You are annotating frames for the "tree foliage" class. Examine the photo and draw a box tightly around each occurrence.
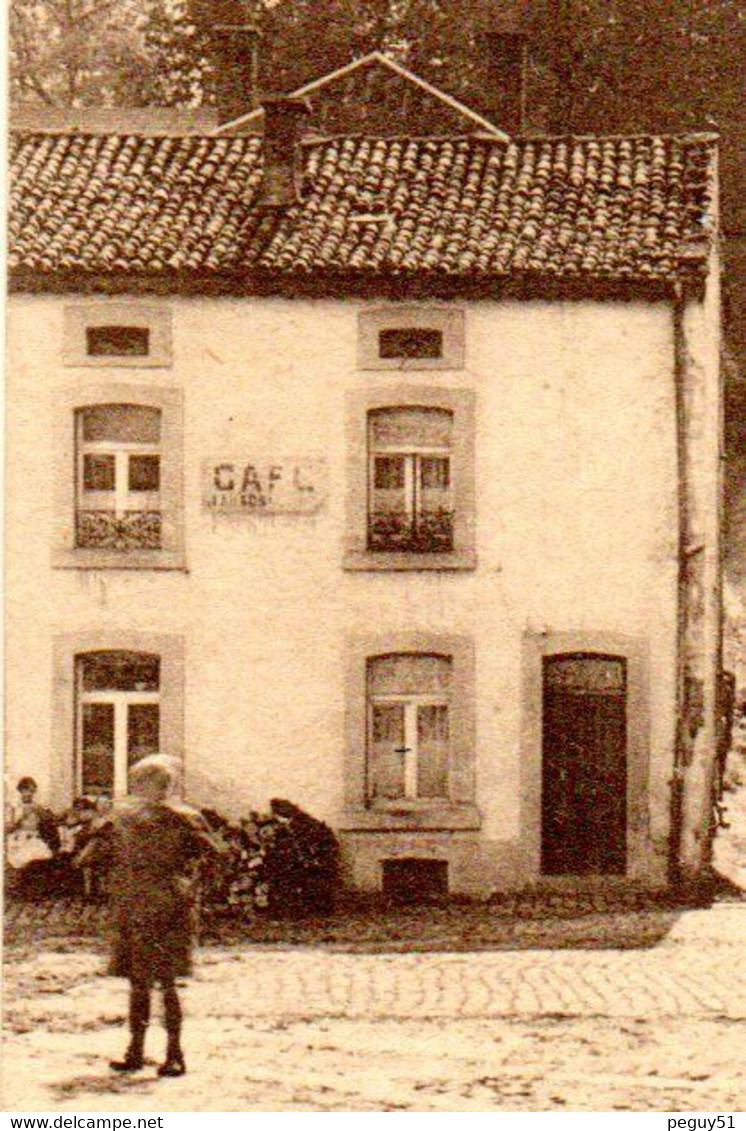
[10,0,744,133]
[9,0,207,107]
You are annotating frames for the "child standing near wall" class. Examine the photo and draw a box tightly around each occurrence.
[77,755,223,1077]
[6,777,60,875]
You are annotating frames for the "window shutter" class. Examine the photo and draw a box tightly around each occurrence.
[417,704,449,798]
[369,703,406,799]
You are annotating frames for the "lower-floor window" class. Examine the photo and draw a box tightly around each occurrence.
[76,650,160,798]
[367,653,451,801]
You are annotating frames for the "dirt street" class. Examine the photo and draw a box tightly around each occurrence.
[2,905,744,1112]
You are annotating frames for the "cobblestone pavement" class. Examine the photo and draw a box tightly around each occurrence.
[3,905,745,1112]
[189,906,746,1021]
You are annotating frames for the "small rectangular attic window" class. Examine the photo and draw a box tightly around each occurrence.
[358,308,464,370]
[379,328,443,360]
[86,326,150,358]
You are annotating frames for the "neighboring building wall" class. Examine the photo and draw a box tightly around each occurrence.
[6,294,680,892]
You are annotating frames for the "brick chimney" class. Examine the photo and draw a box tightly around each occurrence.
[476,1,529,135]
[259,96,312,209]
[189,0,261,123]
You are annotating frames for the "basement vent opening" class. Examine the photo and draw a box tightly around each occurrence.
[381,858,449,903]
[378,327,444,360]
[86,326,151,358]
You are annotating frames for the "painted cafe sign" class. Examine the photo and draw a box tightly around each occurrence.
[202,457,327,515]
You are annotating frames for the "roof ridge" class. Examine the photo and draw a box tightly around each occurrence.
[10,128,717,146]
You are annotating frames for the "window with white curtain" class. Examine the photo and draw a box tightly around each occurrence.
[366,653,452,801]
[76,651,160,798]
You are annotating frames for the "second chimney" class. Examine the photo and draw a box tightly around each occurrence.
[189,1,260,123]
[480,31,527,135]
[259,96,312,210]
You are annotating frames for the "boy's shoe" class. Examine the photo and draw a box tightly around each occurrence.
[109,1054,144,1072]
[158,1056,186,1077]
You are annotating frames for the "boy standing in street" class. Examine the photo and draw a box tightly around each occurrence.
[77,754,224,1077]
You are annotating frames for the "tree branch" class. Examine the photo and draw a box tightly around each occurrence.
[21,69,58,106]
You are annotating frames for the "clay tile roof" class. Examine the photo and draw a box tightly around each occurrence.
[8,131,716,288]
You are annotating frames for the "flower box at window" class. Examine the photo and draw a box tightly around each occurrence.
[368,407,454,553]
[77,650,160,798]
[367,653,452,803]
[76,404,162,550]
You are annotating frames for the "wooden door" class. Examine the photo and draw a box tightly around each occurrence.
[541,654,627,875]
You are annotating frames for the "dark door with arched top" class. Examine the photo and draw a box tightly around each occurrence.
[541,653,627,875]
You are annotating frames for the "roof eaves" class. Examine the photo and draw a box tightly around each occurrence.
[6,264,686,303]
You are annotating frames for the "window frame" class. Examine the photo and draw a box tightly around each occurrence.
[367,653,452,803]
[76,405,163,551]
[368,407,454,554]
[53,384,185,571]
[342,633,480,832]
[358,307,465,371]
[76,652,161,798]
[52,631,184,810]
[345,386,476,571]
[86,325,151,359]
[64,304,172,369]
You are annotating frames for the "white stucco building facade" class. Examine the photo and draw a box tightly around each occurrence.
[6,109,723,895]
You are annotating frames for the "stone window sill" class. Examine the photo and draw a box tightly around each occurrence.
[344,549,476,572]
[52,548,187,571]
[340,804,481,832]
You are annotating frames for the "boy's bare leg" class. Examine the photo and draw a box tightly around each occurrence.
[158,980,186,1076]
[110,979,150,1071]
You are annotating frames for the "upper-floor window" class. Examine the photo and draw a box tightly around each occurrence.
[368,406,453,553]
[76,404,162,551]
[76,650,160,798]
[64,304,171,368]
[86,326,150,359]
[53,384,185,571]
[367,653,452,802]
[345,386,475,571]
[358,308,464,370]
[378,328,443,361]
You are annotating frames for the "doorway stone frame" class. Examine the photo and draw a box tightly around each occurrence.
[520,630,651,884]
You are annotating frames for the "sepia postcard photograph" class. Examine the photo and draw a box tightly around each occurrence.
[2,0,745,1116]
